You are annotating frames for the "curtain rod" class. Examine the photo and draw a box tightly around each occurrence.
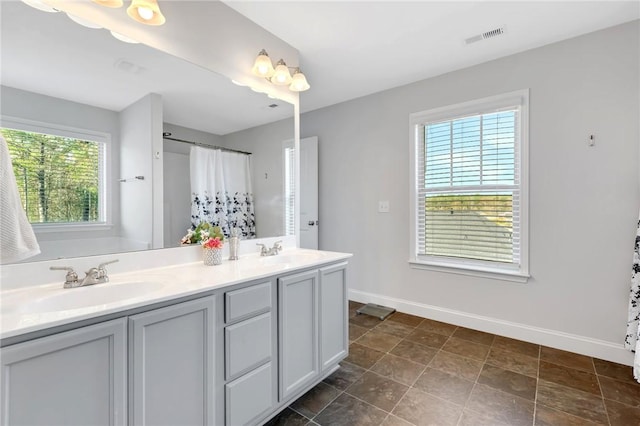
[162,132,252,156]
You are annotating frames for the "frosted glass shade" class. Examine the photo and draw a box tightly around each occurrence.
[252,50,275,78]
[127,0,166,25]
[92,0,123,7]
[270,60,292,86]
[289,70,310,92]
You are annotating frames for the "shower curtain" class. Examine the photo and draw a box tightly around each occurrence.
[190,146,256,238]
[626,215,640,383]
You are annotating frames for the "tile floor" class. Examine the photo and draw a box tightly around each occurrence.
[265,301,640,426]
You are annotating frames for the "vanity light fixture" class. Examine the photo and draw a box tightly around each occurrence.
[127,0,166,26]
[92,0,124,8]
[21,0,58,13]
[251,49,311,92]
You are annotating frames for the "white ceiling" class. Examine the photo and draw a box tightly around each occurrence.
[224,1,640,113]
[2,1,637,134]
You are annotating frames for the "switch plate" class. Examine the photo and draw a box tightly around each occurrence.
[378,201,390,213]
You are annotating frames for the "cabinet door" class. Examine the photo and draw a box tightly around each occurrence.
[319,262,349,371]
[129,296,215,426]
[1,318,127,426]
[278,269,319,401]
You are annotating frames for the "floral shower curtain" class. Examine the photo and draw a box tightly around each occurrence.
[189,146,256,238]
[626,215,640,383]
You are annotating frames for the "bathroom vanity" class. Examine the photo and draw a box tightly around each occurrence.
[0,249,351,426]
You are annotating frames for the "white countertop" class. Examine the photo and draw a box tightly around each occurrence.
[0,249,351,341]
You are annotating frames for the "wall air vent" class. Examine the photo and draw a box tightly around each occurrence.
[465,27,505,45]
[268,104,279,108]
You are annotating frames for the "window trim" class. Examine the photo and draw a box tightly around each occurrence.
[1,115,113,232]
[409,90,529,281]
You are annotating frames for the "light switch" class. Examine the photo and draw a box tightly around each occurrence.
[378,200,390,213]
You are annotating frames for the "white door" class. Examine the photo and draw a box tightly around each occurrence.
[299,137,318,249]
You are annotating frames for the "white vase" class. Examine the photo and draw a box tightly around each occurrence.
[203,248,222,266]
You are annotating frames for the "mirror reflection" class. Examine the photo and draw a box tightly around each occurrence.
[0,1,295,263]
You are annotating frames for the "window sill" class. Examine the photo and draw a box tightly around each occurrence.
[409,260,530,283]
[32,223,113,234]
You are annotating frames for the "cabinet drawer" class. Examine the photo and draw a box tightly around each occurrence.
[225,362,273,426]
[225,281,272,323]
[225,312,271,380]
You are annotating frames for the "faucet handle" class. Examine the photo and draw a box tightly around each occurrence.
[50,266,79,286]
[256,243,267,255]
[98,259,119,270]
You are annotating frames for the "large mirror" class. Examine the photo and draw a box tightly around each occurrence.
[0,1,295,263]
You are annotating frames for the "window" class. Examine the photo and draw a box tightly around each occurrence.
[1,118,109,228]
[410,90,529,281]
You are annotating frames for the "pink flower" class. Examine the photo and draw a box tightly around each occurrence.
[202,237,223,249]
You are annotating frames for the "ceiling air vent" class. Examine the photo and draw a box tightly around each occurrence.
[465,27,505,45]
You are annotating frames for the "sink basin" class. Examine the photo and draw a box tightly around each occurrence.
[1,281,166,315]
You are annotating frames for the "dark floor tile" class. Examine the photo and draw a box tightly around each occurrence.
[389,340,437,365]
[290,382,340,419]
[350,314,383,329]
[374,320,416,338]
[536,379,608,424]
[314,393,387,426]
[356,329,402,353]
[478,364,537,401]
[605,399,640,426]
[466,383,534,426]
[345,371,408,412]
[349,300,365,310]
[540,346,595,373]
[404,328,448,349]
[392,387,462,426]
[380,415,413,426]
[416,318,457,336]
[413,367,474,406]
[370,353,425,386]
[345,343,385,369]
[323,361,366,391]
[459,409,513,426]
[387,312,424,327]
[599,375,640,408]
[442,336,490,361]
[452,327,496,346]
[492,335,539,358]
[594,358,640,385]
[485,347,538,378]
[534,404,605,426]
[539,360,601,395]
[264,408,311,426]
[349,323,368,341]
[429,350,483,381]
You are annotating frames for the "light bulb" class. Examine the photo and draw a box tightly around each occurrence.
[137,6,154,20]
[252,50,275,78]
[270,60,292,86]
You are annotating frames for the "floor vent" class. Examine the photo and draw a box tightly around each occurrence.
[356,303,396,320]
[465,27,505,45]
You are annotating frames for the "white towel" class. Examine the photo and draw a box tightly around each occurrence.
[0,134,40,263]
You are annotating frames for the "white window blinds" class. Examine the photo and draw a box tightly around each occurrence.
[284,146,295,236]
[411,90,528,277]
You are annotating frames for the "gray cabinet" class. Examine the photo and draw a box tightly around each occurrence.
[319,262,348,371]
[1,318,127,426]
[129,296,215,426]
[223,279,276,426]
[278,269,320,401]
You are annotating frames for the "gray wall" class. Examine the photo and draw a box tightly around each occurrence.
[301,21,639,359]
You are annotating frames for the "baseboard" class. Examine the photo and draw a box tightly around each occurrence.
[349,289,635,366]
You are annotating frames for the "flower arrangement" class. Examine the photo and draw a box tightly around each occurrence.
[181,222,224,245]
[202,236,223,249]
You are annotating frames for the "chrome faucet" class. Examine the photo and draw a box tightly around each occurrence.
[257,241,282,256]
[51,259,118,289]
